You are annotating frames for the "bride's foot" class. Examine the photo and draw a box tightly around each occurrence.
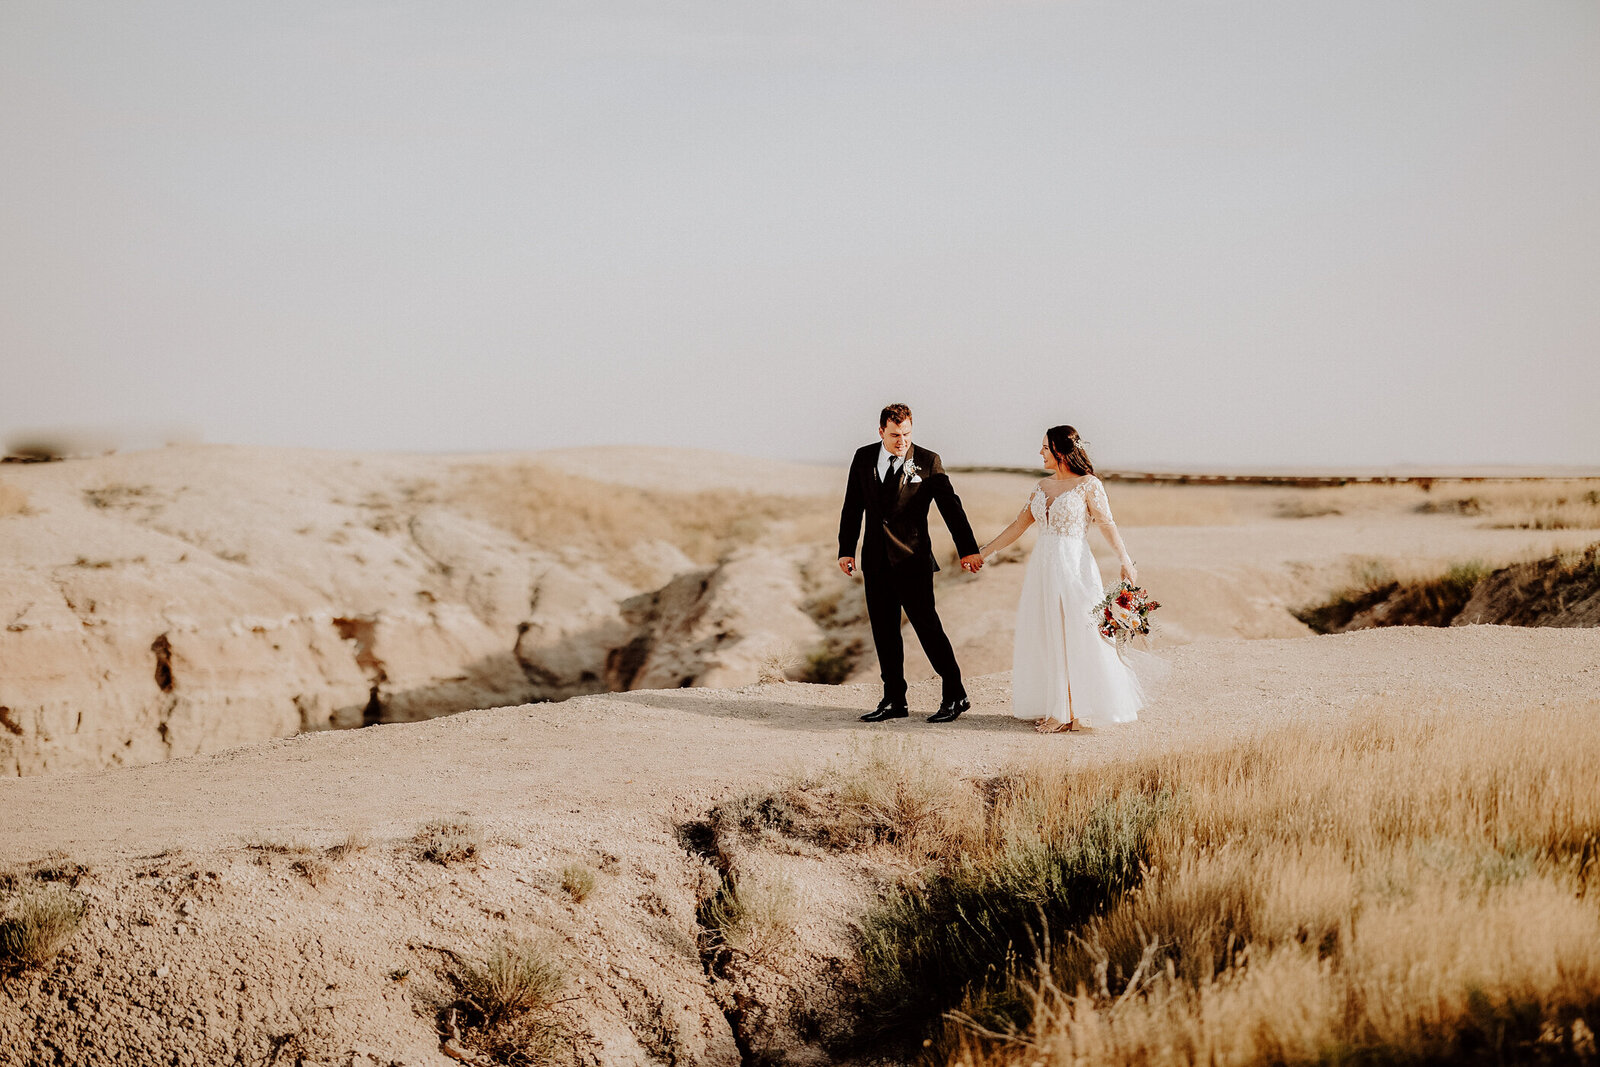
[1034,717,1079,734]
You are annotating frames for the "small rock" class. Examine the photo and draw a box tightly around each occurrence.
[177,900,195,917]
[155,965,169,978]
[175,923,188,936]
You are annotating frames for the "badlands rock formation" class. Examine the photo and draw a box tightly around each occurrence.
[0,447,835,776]
[3,447,1595,778]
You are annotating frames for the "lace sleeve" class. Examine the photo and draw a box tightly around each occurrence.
[1087,477,1115,525]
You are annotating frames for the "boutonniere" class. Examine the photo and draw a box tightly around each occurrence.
[904,458,921,483]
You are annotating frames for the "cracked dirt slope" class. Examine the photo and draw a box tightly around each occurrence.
[2,626,1597,1065]
[0,445,840,776]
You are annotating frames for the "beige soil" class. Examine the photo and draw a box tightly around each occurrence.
[2,447,1598,1064]
[4,626,1598,1065]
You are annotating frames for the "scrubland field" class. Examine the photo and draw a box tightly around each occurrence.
[794,705,1600,1067]
[2,446,1598,1065]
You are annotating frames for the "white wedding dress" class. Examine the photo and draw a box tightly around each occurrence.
[1010,476,1152,727]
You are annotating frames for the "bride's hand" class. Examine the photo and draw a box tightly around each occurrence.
[1121,562,1138,585]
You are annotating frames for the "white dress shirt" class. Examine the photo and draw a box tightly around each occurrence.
[877,445,905,483]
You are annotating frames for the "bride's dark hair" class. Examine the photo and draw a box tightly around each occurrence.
[1046,425,1094,476]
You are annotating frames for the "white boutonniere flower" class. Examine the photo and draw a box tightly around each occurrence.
[904,458,921,483]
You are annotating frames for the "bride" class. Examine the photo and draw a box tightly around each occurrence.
[977,426,1153,733]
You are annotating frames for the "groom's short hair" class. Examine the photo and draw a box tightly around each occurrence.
[880,403,913,428]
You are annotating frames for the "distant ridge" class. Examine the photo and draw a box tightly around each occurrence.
[953,465,1600,486]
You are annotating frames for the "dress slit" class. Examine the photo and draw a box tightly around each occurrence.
[1059,592,1075,723]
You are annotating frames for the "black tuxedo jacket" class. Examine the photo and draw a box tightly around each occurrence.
[837,443,980,572]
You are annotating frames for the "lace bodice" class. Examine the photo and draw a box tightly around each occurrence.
[1029,476,1115,540]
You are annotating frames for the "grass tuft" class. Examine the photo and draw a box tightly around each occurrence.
[1,880,87,971]
[699,874,800,964]
[458,936,566,1028]
[323,830,371,862]
[446,936,569,1062]
[413,819,482,865]
[755,641,799,685]
[560,863,597,903]
[1275,497,1342,518]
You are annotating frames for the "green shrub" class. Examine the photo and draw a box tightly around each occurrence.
[856,789,1171,1044]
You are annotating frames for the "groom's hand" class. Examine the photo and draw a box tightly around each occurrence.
[960,554,984,573]
[838,556,857,577]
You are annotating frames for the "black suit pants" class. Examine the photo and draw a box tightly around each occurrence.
[864,557,964,703]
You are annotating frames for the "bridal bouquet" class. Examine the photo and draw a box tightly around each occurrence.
[1093,581,1160,646]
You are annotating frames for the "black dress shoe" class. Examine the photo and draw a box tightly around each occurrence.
[927,697,970,723]
[860,700,909,723]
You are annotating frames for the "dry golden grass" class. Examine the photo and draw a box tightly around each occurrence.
[445,462,831,568]
[959,475,1600,535]
[954,475,1246,532]
[700,873,801,963]
[0,481,28,518]
[1104,477,1600,528]
[449,935,569,1062]
[413,818,482,865]
[0,880,86,970]
[724,740,986,863]
[1093,484,1246,526]
[1304,478,1600,528]
[940,701,1600,1066]
[755,640,801,684]
[442,465,1599,602]
[458,936,566,1028]
[1457,481,1600,530]
[559,863,596,903]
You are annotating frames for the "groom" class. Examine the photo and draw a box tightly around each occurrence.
[838,403,984,724]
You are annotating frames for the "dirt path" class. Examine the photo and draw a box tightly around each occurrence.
[6,625,1596,868]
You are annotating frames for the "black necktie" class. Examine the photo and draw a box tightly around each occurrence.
[885,458,899,484]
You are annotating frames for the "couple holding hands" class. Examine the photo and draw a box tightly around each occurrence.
[837,403,1152,733]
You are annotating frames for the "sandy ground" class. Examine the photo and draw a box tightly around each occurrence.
[4,627,1598,1066]
[7,625,1597,868]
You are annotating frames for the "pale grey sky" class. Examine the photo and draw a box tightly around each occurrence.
[3,1,1597,470]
